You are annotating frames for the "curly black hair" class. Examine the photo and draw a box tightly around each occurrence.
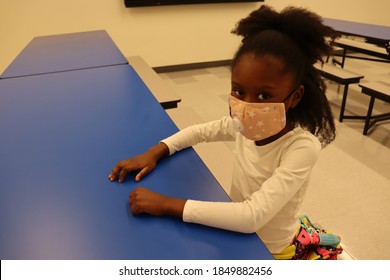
[231,5,339,147]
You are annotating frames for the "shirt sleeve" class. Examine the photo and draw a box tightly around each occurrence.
[182,135,321,233]
[161,116,236,155]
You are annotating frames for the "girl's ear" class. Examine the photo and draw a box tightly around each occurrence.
[290,85,304,108]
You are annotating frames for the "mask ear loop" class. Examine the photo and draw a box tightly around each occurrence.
[282,86,300,103]
[282,86,302,125]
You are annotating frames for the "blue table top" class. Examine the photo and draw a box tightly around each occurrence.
[323,18,390,42]
[0,30,128,79]
[0,64,273,260]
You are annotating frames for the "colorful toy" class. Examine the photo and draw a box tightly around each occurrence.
[291,214,343,260]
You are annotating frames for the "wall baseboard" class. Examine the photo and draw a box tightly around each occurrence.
[152,59,232,73]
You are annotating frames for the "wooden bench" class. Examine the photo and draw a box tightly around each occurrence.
[315,63,364,122]
[358,82,390,135]
[332,37,390,68]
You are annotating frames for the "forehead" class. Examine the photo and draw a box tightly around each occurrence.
[232,53,295,88]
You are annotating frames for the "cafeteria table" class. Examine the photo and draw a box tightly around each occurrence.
[323,18,390,46]
[0,64,273,260]
[323,18,390,66]
[0,30,128,79]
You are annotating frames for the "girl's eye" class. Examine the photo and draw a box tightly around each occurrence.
[232,89,244,97]
[258,93,272,100]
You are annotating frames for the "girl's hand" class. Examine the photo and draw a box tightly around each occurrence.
[109,153,156,183]
[108,143,169,183]
[129,187,186,217]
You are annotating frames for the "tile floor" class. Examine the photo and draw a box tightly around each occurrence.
[158,55,390,260]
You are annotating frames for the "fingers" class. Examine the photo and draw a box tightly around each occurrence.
[129,187,144,215]
[129,190,136,213]
[108,165,120,181]
[108,160,135,183]
[135,166,151,182]
[109,161,155,183]
[108,155,156,183]
[129,198,141,214]
[109,165,147,183]
[118,168,128,183]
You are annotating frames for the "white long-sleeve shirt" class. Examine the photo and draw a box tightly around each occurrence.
[161,116,321,254]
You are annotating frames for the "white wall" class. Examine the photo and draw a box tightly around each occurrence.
[1,0,389,74]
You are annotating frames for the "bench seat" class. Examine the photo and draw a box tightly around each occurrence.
[358,82,390,135]
[315,63,364,122]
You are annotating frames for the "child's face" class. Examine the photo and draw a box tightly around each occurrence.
[231,53,298,105]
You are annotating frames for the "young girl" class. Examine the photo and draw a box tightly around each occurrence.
[109,5,337,258]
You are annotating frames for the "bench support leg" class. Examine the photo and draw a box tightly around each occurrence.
[332,48,347,68]
[363,97,375,135]
[339,84,350,122]
[341,48,346,68]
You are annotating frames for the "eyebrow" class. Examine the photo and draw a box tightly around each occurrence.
[231,81,276,91]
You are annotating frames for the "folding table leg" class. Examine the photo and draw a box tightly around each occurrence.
[339,84,349,122]
[363,96,376,135]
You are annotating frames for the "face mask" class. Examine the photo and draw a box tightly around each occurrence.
[228,95,288,141]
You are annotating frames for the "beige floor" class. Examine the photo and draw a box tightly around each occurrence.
[158,56,390,260]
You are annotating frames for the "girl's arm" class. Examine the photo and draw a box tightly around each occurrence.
[109,117,235,183]
[183,136,321,233]
[128,135,320,234]
[162,116,235,155]
[125,117,236,216]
